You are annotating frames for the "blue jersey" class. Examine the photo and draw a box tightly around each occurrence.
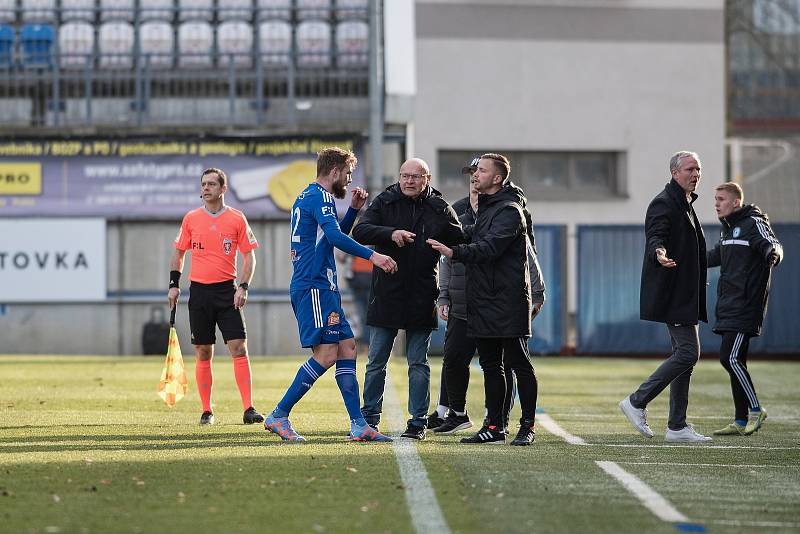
[289,183,373,292]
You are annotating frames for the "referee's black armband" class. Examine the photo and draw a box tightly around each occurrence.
[169,270,181,289]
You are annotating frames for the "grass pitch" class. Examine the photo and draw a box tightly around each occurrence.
[0,355,798,534]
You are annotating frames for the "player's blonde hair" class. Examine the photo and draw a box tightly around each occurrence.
[715,182,744,202]
[317,147,357,177]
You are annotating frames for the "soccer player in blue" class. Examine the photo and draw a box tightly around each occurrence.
[265,147,398,442]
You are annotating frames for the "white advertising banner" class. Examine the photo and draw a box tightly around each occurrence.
[0,218,106,302]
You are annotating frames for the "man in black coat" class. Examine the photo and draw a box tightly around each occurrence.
[620,150,712,443]
[352,157,463,439]
[708,182,782,437]
[428,153,539,446]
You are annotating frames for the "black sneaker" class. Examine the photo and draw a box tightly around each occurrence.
[510,419,536,446]
[243,407,264,425]
[400,423,426,440]
[427,412,445,429]
[433,412,473,434]
[199,411,215,425]
[460,425,505,444]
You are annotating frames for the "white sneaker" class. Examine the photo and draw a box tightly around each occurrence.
[619,397,654,438]
[665,423,712,443]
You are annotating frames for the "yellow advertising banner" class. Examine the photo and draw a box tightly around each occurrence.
[0,163,42,195]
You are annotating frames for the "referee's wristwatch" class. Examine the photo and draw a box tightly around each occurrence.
[238,282,249,291]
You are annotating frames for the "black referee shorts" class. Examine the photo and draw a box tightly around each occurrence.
[188,280,246,345]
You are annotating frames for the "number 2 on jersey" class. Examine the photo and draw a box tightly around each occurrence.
[291,207,301,243]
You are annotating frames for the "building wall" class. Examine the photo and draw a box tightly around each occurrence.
[412,0,726,316]
[414,0,725,224]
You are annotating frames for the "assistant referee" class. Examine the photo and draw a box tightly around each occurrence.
[167,167,263,426]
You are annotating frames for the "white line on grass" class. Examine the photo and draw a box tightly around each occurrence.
[383,373,451,534]
[712,519,800,528]
[594,444,799,450]
[619,462,800,468]
[536,413,587,445]
[595,461,689,523]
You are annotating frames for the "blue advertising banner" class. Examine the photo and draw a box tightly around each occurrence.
[0,138,363,219]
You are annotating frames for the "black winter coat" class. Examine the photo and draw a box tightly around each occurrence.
[708,204,783,336]
[640,179,708,325]
[452,182,531,338]
[352,183,463,329]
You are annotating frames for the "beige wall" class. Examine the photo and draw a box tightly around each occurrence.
[413,1,726,224]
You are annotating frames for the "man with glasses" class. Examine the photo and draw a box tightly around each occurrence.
[353,158,463,440]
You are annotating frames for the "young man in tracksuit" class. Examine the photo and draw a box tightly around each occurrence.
[708,182,783,436]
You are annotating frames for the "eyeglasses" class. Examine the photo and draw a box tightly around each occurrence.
[399,172,428,181]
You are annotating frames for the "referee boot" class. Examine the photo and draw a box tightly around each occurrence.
[199,411,215,425]
[243,406,264,425]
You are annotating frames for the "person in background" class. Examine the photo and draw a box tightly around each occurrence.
[708,182,782,436]
[168,167,263,426]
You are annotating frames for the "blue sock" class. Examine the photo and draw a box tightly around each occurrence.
[735,419,747,427]
[335,360,367,427]
[273,358,327,418]
[750,406,761,412]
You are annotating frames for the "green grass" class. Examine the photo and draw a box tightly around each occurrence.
[0,355,798,533]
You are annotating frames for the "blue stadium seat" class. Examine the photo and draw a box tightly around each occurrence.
[0,24,13,68]
[20,24,55,67]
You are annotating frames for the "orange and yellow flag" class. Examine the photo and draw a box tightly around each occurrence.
[158,325,188,406]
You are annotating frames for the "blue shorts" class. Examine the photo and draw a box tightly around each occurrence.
[291,287,354,348]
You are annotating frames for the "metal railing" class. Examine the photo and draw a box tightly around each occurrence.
[0,3,371,132]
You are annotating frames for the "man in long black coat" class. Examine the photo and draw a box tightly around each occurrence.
[620,150,712,443]
[352,157,463,439]
[428,153,539,446]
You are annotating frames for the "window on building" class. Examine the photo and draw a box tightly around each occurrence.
[437,150,625,202]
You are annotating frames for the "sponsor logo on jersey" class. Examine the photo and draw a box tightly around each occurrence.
[327,311,340,326]
[223,237,232,255]
[732,227,741,238]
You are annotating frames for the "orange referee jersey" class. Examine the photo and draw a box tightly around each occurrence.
[174,206,259,284]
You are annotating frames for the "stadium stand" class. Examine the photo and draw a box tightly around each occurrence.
[0,24,12,67]
[0,0,14,24]
[100,0,135,22]
[58,21,94,68]
[179,0,212,22]
[218,0,251,22]
[139,20,174,68]
[295,20,331,68]
[256,0,291,21]
[336,20,368,67]
[217,20,252,68]
[20,24,54,67]
[61,0,96,22]
[98,21,134,68]
[177,20,213,68]
[22,0,56,23]
[0,1,371,128]
[140,0,174,22]
[259,19,291,66]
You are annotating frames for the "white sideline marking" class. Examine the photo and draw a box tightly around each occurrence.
[537,413,587,445]
[545,413,800,422]
[619,462,800,468]
[713,519,800,528]
[595,461,688,523]
[594,444,799,450]
[383,373,451,534]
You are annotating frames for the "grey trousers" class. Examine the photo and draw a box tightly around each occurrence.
[629,324,700,431]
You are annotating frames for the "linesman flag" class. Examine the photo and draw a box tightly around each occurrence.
[158,307,189,406]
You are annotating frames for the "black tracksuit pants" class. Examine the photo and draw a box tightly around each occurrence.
[475,335,538,428]
[719,331,760,421]
[439,317,516,424]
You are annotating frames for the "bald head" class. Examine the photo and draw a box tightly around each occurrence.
[398,158,431,199]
